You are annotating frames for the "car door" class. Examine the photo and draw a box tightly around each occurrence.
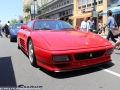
[23,21,33,52]
[18,27,26,50]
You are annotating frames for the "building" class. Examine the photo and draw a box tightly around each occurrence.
[70,0,108,27]
[107,0,120,9]
[22,0,31,23]
[37,0,52,7]
[36,0,73,25]
[22,0,47,23]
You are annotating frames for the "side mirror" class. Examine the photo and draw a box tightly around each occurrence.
[21,25,27,29]
[21,25,32,31]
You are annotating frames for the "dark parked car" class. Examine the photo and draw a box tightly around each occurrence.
[9,23,26,42]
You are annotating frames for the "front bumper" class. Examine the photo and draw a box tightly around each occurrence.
[34,45,113,72]
[10,35,17,40]
[36,55,111,72]
[52,60,111,72]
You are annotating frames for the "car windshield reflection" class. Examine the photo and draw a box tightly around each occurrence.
[13,24,26,29]
[34,28,52,30]
[34,20,75,30]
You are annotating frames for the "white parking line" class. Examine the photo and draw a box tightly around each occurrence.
[99,67,120,78]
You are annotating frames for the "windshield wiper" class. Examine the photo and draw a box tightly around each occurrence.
[41,28,51,30]
[34,28,51,30]
[60,28,74,30]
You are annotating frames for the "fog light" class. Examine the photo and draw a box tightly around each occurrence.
[106,48,113,55]
[52,55,70,62]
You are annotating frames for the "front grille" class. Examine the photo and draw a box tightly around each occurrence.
[74,50,105,60]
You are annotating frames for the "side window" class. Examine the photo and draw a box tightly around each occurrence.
[27,21,33,28]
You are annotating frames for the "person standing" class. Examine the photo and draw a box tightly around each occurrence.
[88,17,94,32]
[80,17,90,31]
[103,24,106,35]
[105,10,117,43]
[7,21,10,26]
[75,25,80,30]
[2,24,9,38]
[56,18,60,20]
[7,21,10,30]
[98,20,103,34]
[0,20,3,37]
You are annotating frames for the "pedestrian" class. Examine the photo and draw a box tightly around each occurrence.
[104,10,117,43]
[0,24,3,37]
[80,17,90,31]
[7,21,10,26]
[2,24,9,38]
[88,17,94,32]
[7,21,11,30]
[0,20,3,37]
[103,24,106,35]
[98,20,102,34]
[75,25,80,30]
[56,18,60,20]
[114,40,120,49]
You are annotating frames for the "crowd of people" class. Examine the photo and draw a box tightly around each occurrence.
[75,17,102,34]
[0,21,11,38]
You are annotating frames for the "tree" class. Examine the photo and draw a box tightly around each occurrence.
[23,2,41,21]
[37,0,49,18]
[23,2,41,14]
[10,19,18,25]
[23,2,31,13]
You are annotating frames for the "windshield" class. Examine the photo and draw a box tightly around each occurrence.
[33,20,74,30]
[13,24,25,29]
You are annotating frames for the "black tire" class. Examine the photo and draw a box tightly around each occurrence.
[9,35,12,42]
[28,39,37,67]
[18,43,20,49]
[10,38,13,42]
[17,37,20,49]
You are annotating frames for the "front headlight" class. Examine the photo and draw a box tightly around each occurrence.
[52,55,70,62]
[12,30,15,32]
[12,30,17,35]
[106,48,114,55]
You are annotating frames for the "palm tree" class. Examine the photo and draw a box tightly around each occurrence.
[23,2,32,13]
[23,2,41,20]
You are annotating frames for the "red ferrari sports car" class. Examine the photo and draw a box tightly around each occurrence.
[17,19,113,72]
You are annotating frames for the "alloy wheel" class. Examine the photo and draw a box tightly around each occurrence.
[29,40,34,63]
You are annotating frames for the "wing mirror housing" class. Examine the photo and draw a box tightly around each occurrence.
[21,25,27,29]
[21,25,32,31]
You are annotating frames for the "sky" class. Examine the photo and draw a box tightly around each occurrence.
[0,0,23,25]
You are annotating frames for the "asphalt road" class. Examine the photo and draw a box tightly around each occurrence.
[0,36,120,90]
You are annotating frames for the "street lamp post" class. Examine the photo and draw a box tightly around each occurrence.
[93,0,97,11]
[25,15,27,24]
[92,0,98,34]
[34,0,37,19]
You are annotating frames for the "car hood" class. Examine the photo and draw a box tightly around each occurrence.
[38,30,112,50]
[11,28,20,34]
